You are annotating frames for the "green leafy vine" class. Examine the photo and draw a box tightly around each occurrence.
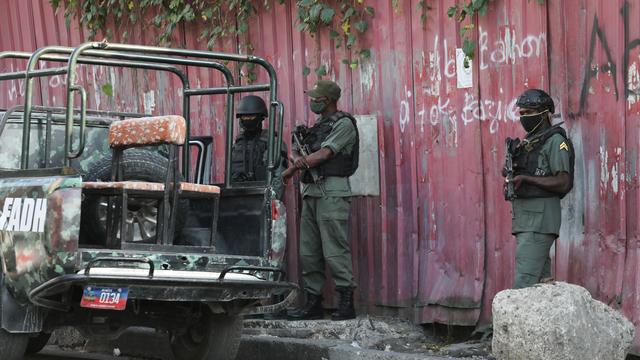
[50,0,544,77]
[447,0,490,65]
[50,0,263,80]
[296,0,374,72]
[49,0,375,79]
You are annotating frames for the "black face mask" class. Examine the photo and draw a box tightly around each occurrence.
[240,118,262,132]
[519,111,548,133]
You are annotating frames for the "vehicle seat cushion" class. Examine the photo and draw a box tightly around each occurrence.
[109,115,186,148]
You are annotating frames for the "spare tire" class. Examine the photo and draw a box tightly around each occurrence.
[81,149,188,246]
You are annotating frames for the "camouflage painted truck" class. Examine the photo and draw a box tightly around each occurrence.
[0,42,293,360]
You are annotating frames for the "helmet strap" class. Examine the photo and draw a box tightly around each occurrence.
[523,110,549,134]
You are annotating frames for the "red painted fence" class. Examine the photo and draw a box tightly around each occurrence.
[2,0,640,352]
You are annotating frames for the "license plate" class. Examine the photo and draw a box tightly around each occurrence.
[80,286,128,310]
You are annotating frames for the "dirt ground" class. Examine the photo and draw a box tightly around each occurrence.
[46,316,494,359]
[243,316,493,359]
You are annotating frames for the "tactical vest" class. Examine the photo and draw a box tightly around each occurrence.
[231,130,268,182]
[302,111,359,182]
[513,125,575,199]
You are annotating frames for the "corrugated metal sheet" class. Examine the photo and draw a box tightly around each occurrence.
[548,0,637,348]
[476,0,550,324]
[3,0,640,351]
[410,0,485,325]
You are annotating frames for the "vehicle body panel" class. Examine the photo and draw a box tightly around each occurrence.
[0,168,81,303]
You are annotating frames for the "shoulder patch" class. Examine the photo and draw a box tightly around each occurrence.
[559,141,569,151]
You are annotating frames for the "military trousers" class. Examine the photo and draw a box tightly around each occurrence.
[300,196,356,295]
[513,232,557,289]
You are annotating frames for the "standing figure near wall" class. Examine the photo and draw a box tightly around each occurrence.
[282,80,359,320]
[503,89,575,289]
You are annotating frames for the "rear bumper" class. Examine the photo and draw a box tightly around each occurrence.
[29,265,295,311]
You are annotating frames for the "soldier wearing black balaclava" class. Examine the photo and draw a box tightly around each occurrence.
[504,89,575,289]
[231,95,286,199]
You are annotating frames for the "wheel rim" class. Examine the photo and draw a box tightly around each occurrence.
[172,318,210,354]
[97,197,158,243]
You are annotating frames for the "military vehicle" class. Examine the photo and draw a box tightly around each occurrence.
[0,42,293,360]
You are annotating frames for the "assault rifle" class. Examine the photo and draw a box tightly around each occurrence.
[504,137,519,201]
[503,121,566,201]
[291,126,327,197]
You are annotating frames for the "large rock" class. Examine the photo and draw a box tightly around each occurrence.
[492,282,634,360]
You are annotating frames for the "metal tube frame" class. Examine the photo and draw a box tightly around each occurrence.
[1,42,281,188]
[63,42,279,187]
[0,50,191,168]
[0,104,151,142]
[2,50,235,182]
[0,50,231,167]
[276,101,285,166]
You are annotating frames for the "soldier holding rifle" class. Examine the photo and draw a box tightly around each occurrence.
[503,89,575,289]
[283,80,360,321]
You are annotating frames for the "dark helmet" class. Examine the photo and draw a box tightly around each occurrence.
[516,89,555,114]
[236,95,268,118]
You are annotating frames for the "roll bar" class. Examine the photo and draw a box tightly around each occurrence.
[0,43,283,187]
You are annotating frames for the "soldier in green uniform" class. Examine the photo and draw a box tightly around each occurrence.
[231,95,287,199]
[283,80,359,320]
[505,89,574,289]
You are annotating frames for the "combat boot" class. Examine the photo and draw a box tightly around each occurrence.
[287,293,324,320]
[331,287,356,321]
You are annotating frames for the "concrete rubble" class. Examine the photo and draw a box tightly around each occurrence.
[243,316,492,359]
[44,316,493,359]
[44,286,640,360]
[492,281,635,360]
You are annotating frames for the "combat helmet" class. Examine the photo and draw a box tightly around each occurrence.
[236,95,268,118]
[516,89,555,114]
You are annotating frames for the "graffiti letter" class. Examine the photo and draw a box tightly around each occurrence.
[579,15,619,113]
[479,27,489,70]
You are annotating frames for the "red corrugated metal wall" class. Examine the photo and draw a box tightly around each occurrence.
[2,0,640,350]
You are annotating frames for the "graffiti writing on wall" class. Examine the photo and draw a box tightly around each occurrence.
[478,27,546,70]
[4,63,70,102]
[2,63,137,112]
[420,27,546,91]
[417,25,548,139]
[420,93,519,136]
[2,62,103,103]
[577,2,640,114]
